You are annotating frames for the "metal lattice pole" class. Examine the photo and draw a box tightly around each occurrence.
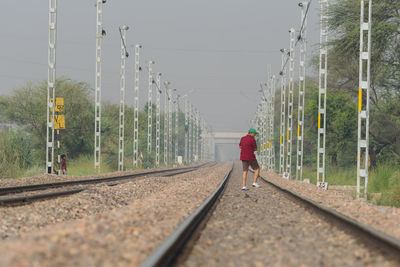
[118,25,129,172]
[94,0,105,172]
[168,89,173,163]
[296,2,308,180]
[286,28,296,178]
[317,0,329,187]
[163,81,170,165]
[46,0,57,174]
[270,75,276,170]
[279,49,287,174]
[133,44,141,168]
[184,99,189,163]
[147,60,155,153]
[188,104,193,163]
[195,110,199,161]
[155,73,162,168]
[357,0,372,199]
[174,95,179,162]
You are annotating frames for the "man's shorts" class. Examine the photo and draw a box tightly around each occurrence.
[242,160,260,171]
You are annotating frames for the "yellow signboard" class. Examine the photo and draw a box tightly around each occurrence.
[52,115,65,129]
[50,98,64,112]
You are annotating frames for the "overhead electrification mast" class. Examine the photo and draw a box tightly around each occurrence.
[133,44,141,167]
[147,61,155,153]
[296,2,308,180]
[117,25,129,172]
[357,0,372,199]
[163,81,170,165]
[317,0,329,188]
[94,0,106,172]
[46,0,58,174]
[286,28,296,178]
[279,49,287,174]
[175,95,179,162]
[155,73,162,168]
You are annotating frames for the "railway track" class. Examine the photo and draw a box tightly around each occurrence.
[0,163,210,207]
[140,163,400,266]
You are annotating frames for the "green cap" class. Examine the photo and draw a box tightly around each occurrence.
[248,128,258,135]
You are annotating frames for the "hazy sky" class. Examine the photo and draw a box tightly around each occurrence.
[0,1,320,132]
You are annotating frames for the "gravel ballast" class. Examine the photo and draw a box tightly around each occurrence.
[0,162,231,266]
[260,170,400,240]
[182,163,400,266]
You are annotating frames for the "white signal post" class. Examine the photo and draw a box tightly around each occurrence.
[286,28,296,178]
[46,0,57,174]
[94,0,105,172]
[163,81,170,165]
[279,49,287,174]
[317,0,329,188]
[296,2,308,180]
[155,73,162,168]
[357,0,372,199]
[147,61,155,153]
[133,44,142,167]
[118,25,129,172]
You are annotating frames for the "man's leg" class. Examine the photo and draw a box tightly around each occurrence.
[253,167,260,183]
[242,170,248,187]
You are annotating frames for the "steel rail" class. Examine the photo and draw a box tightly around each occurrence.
[0,188,84,206]
[140,162,234,267]
[0,163,210,196]
[255,172,400,252]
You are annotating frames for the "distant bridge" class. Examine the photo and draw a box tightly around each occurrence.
[210,132,246,162]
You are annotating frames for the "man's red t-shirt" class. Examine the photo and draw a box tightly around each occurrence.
[239,134,257,161]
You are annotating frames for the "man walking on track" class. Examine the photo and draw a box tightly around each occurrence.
[239,128,261,190]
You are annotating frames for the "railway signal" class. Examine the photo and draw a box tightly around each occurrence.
[357,0,372,199]
[46,0,58,174]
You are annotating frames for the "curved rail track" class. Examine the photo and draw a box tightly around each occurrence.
[0,163,211,207]
[140,163,400,266]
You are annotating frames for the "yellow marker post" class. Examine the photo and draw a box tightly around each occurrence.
[297,124,300,137]
[358,88,362,111]
[287,130,290,141]
[280,136,282,144]
[318,113,321,129]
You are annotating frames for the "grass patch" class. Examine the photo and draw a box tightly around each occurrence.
[368,164,400,207]
[302,166,356,186]
[67,155,114,176]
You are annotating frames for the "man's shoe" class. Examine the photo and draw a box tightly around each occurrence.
[242,186,249,191]
[252,182,261,188]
